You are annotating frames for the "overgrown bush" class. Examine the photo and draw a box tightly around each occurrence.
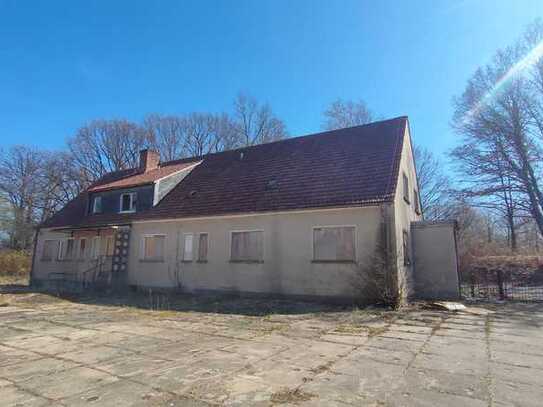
[0,249,31,280]
[352,243,404,309]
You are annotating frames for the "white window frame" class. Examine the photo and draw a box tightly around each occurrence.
[92,196,102,214]
[91,236,101,259]
[140,234,166,262]
[57,240,64,260]
[119,192,136,213]
[312,225,357,263]
[59,238,75,261]
[197,232,209,262]
[182,233,194,262]
[229,229,264,263]
[41,239,57,261]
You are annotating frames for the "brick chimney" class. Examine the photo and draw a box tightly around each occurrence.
[139,149,160,173]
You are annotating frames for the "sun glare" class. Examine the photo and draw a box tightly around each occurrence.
[464,40,543,123]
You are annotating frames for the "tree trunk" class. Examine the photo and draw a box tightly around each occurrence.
[505,209,517,252]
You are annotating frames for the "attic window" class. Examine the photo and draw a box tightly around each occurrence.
[92,196,102,214]
[403,173,410,204]
[120,192,136,213]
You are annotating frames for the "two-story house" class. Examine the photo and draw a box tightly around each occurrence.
[31,117,460,302]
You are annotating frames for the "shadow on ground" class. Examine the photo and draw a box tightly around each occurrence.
[0,283,365,316]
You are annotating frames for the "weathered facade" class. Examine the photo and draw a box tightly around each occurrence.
[31,117,459,302]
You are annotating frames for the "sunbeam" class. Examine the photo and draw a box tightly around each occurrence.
[464,40,543,123]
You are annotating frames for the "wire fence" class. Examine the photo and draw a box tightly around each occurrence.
[460,269,543,302]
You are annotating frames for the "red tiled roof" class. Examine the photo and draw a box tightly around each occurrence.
[87,161,200,192]
[41,117,408,229]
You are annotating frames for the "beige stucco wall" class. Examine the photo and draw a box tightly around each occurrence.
[392,124,423,299]
[412,222,459,299]
[127,206,382,299]
[32,228,115,281]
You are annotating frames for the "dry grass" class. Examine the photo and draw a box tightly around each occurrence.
[0,249,31,284]
[332,322,388,337]
[270,387,316,404]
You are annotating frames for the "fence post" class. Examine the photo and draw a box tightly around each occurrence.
[497,270,505,300]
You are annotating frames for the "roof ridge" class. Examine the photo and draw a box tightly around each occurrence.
[160,115,409,166]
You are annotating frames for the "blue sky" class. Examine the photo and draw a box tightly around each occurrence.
[1,0,542,160]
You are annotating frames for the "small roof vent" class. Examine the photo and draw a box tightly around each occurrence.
[266,179,278,191]
[240,151,245,160]
[188,190,197,198]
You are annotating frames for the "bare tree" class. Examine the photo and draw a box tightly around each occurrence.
[38,152,86,220]
[322,98,373,130]
[453,20,543,238]
[144,114,186,161]
[414,146,453,221]
[183,113,226,157]
[232,93,288,146]
[0,146,45,249]
[68,119,150,184]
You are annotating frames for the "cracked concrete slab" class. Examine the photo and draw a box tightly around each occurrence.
[1,291,542,406]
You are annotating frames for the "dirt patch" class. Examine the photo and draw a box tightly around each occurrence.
[270,387,316,404]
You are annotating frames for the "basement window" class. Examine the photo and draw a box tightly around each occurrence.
[313,226,356,262]
[120,192,136,213]
[230,230,263,263]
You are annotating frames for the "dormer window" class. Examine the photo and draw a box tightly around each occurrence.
[92,196,102,214]
[120,192,137,213]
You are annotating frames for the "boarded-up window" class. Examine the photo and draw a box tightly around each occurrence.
[142,235,165,261]
[183,234,194,261]
[79,238,87,259]
[403,173,410,203]
[403,230,411,266]
[198,233,208,262]
[41,240,57,261]
[230,231,263,262]
[313,226,356,262]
